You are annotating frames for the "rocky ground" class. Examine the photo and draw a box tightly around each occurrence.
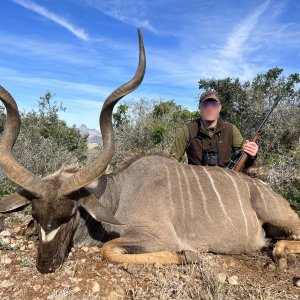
[0,211,299,300]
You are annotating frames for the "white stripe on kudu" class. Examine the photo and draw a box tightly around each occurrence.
[239,176,260,228]
[174,164,186,218]
[202,167,234,226]
[163,162,174,216]
[181,167,194,218]
[221,169,249,236]
[190,167,215,223]
[253,181,268,211]
[41,226,61,242]
[259,182,280,209]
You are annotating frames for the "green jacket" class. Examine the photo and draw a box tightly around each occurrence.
[170,118,250,167]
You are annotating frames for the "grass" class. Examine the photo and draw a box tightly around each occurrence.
[0,238,19,251]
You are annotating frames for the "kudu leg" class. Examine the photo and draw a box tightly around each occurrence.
[272,240,300,269]
[101,237,197,265]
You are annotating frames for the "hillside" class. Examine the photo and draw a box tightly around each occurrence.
[79,124,102,144]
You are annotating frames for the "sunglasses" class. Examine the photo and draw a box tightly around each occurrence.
[201,99,220,108]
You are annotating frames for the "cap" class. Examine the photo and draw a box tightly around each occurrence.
[199,91,220,104]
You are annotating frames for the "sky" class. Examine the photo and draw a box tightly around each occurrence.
[1,0,299,129]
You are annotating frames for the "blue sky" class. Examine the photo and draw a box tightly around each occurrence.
[1,0,299,129]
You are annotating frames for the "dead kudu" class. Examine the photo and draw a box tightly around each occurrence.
[0,29,300,274]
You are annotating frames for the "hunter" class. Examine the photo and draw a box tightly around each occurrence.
[170,91,258,168]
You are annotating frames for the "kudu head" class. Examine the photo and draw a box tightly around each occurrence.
[0,29,146,273]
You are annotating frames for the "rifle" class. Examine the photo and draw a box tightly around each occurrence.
[232,96,281,172]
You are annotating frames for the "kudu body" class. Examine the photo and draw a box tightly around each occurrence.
[0,29,299,273]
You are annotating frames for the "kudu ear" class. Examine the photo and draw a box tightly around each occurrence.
[80,194,123,225]
[0,190,32,212]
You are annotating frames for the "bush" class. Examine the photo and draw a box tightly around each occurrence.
[112,99,198,165]
[0,92,88,197]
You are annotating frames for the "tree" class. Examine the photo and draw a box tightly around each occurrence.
[0,92,88,197]
[21,92,88,162]
[113,104,129,127]
[199,68,300,214]
[199,67,300,157]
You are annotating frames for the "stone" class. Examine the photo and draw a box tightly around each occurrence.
[8,253,16,259]
[1,257,12,265]
[217,273,227,283]
[13,226,21,233]
[33,284,41,291]
[91,246,101,252]
[0,280,13,288]
[0,230,11,237]
[27,244,35,249]
[81,246,89,252]
[228,275,238,285]
[73,286,81,293]
[92,281,100,293]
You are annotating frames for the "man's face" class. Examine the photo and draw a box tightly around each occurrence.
[199,99,221,122]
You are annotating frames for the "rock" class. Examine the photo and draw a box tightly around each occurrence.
[105,288,125,300]
[73,286,81,293]
[27,243,35,249]
[295,278,300,287]
[80,258,87,263]
[1,257,12,265]
[13,226,21,233]
[71,277,83,283]
[228,260,236,267]
[81,246,89,252]
[0,280,13,288]
[217,273,227,283]
[228,275,238,285]
[0,230,11,237]
[265,262,276,270]
[91,246,101,252]
[33,284,41,291]
[1,237,10,244]
[92,281,100,293]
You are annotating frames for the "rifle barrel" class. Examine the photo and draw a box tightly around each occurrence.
[233,96,281,172]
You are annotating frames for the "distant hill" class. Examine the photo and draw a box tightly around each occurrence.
[79,124,102,143]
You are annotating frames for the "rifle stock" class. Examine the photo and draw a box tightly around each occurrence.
[233,133,260,172]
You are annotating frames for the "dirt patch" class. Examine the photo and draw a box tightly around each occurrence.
[0,212,299,300]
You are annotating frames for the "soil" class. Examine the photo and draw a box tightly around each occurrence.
[0,212,299,300]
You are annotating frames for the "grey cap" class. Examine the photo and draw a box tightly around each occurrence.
[199,91,220,103]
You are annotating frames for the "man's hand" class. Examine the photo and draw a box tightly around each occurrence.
[243,140,258,158]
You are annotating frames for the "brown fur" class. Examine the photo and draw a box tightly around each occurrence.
[110,151,174,175]
[273,240,300,269]
[101,238,184,265]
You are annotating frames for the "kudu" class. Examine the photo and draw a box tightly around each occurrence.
[0,29,300,274]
